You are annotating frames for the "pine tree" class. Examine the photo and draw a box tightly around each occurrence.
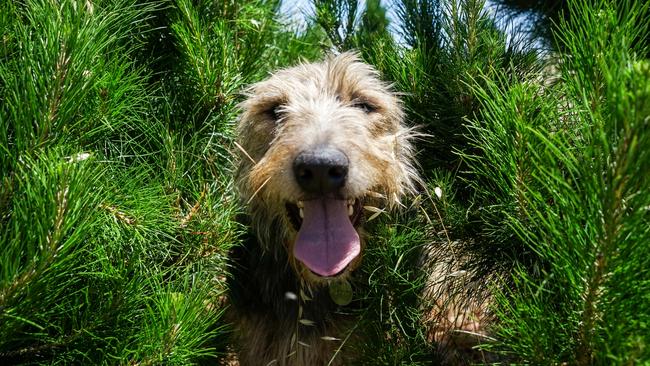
[466,1,650,362]
[2,0,648,364]
[492,0,569,44]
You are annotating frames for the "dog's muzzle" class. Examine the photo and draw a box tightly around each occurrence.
[289,147,359,277]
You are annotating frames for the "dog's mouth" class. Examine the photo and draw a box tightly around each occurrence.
[285,198,363,278]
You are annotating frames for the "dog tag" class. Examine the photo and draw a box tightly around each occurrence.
[329,280,353,306]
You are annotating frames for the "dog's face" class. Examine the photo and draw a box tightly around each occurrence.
[237,52,418,283]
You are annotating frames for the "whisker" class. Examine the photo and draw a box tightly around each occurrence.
[247,176,271,204]
[366,190,386,199]
[234,141,257,165]
[393,193,406,208]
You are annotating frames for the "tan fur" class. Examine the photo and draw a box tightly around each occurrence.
[234,315,351,366]
[231,52,420,365]
[236,51,418,266]
[420,240,496,364]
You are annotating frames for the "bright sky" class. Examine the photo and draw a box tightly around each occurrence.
[279,0,400,32]
[278,0,533,46]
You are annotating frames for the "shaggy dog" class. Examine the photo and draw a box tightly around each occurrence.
[228,52,419,365]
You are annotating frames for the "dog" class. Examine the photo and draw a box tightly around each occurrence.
[228,52,420,365]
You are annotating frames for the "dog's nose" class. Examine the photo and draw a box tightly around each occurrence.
[293,148,349,194]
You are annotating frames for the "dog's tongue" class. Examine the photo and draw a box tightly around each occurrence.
[294,199,360,277]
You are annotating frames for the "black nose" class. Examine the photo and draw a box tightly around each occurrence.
[293,148,349,195]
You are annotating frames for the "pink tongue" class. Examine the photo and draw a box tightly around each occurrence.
[294,199,360,277]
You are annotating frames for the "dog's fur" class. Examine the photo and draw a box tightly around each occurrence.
[228,52,419,365]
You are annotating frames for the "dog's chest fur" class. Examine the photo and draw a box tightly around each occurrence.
[228,223,359,366]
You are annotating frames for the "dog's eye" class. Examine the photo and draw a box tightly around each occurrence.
[352,100,377,114]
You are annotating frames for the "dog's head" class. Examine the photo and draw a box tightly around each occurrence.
[236,52,419,283]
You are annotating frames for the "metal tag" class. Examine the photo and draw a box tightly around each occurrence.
[328,279,353,306]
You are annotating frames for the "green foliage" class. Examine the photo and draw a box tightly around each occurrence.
[492,0,569,46]
[313,0,360,49]
[461,0,650,363]
[351,213,433,364]
[2,0,649,363]
[358,0,390,44]
[368,0,539,173]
